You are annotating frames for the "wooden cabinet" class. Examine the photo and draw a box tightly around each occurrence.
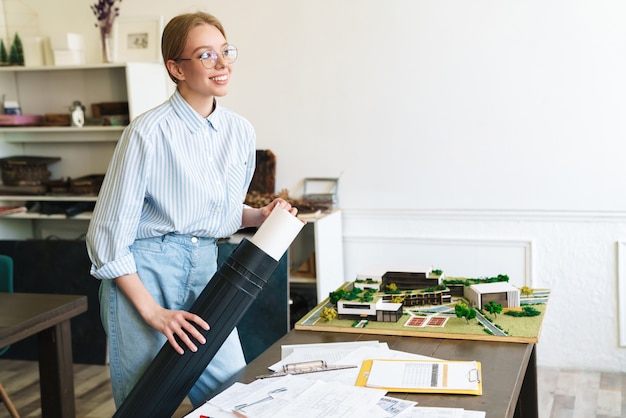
[0,63,170,239]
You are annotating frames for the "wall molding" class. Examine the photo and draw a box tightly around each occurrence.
[342,208,626,223]
[343,235,534,287]
[617,241,626,347]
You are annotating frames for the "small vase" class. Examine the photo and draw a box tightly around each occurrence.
[100,29,113,63]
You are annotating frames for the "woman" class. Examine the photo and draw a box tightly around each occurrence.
[86,11,297,408]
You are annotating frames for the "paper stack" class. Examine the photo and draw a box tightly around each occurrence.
[186,341,486,418]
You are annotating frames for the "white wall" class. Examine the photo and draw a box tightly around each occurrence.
[17,0,626,371]
[343,210,626,372]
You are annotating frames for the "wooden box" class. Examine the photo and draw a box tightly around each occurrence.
[0,156,61,186]
[247,149,276,194]
[70,174,105,195]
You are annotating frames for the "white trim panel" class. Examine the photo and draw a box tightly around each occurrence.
[617,241,626,347]
[343,236,533,289]
[342,208,626,223]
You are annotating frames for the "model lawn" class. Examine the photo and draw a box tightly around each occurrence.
[295,266,549,344]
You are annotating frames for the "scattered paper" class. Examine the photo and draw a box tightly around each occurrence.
[186,342,485,418]
[270,378,386,418]
[396,406,464,418]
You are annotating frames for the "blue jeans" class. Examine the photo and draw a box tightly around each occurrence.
[99,233,246,408]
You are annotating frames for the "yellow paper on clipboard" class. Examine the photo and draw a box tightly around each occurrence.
[355,359,482,395]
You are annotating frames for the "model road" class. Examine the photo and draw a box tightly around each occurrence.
[475,311,507,336]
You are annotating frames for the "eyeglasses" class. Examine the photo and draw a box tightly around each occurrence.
[176,45,238,69]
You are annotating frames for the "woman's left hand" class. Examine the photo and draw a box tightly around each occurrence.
[262,198,298,219]
[242,198,304,228]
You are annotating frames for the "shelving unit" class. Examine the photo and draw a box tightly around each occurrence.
[288,209,344,324]
[0,62,170,239]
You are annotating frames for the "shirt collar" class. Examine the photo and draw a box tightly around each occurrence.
[170,89,223,133]
[206,102,223,131]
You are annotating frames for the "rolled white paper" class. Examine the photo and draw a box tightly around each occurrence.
[250,206,305,261]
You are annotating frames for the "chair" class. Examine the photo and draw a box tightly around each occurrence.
[0,255,19,417]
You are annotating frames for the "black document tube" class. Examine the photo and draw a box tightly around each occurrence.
[114,207,303,417]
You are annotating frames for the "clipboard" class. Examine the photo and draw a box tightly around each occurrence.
[256,360,358,379]
[355,359,482,395]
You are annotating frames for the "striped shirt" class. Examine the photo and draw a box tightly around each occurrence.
[86,89,256,280]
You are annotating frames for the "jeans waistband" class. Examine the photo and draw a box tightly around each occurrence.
[135,233,218,248]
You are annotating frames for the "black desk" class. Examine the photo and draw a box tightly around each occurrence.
[219,330,538,418]
[0,293,87,418]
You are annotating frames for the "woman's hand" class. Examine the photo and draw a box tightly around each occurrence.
[260,198,298,221]
[144,306,210,355]
[115,273,210,355]
[242,197,304,228]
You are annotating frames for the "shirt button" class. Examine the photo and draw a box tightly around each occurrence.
[191,237,198,243]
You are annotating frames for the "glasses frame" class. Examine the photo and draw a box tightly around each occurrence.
[176,45,238,69]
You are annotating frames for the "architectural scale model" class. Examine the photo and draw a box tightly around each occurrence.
[294,265,549,344]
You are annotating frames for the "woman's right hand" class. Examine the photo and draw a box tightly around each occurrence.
[115,273,210,355]
[144,306,210,355]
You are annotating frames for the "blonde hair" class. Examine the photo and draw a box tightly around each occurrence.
[161,12,227,83]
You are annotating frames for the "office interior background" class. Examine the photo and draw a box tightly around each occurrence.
[4,0,626,374]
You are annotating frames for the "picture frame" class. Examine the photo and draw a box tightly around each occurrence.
[113,16,164,63]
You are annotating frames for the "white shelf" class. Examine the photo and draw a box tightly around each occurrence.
[0,63,127,72]
[289,276,317,285]
[1,126,124,143]
[0,126,124,133]
[296,210,324,222]
[0,212,92,220]
[0,195,97,202]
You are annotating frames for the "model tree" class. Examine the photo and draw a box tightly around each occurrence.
[358,290,374,302]
[319,307,338,321]
[505,305,541,317]
[390,295,405,304]
[455,301,468,317]
[520,286,534,297]
[0,40,8,65]
[455,301,477,324]
[465,307,477,322]
[9,33,24,66]
[385,283,402,295]
[329,290,343,304]
[484,301,503,318]
[329,287,363,304]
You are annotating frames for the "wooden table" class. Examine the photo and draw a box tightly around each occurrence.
[222,330,538,418]
[0,293,88,418]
